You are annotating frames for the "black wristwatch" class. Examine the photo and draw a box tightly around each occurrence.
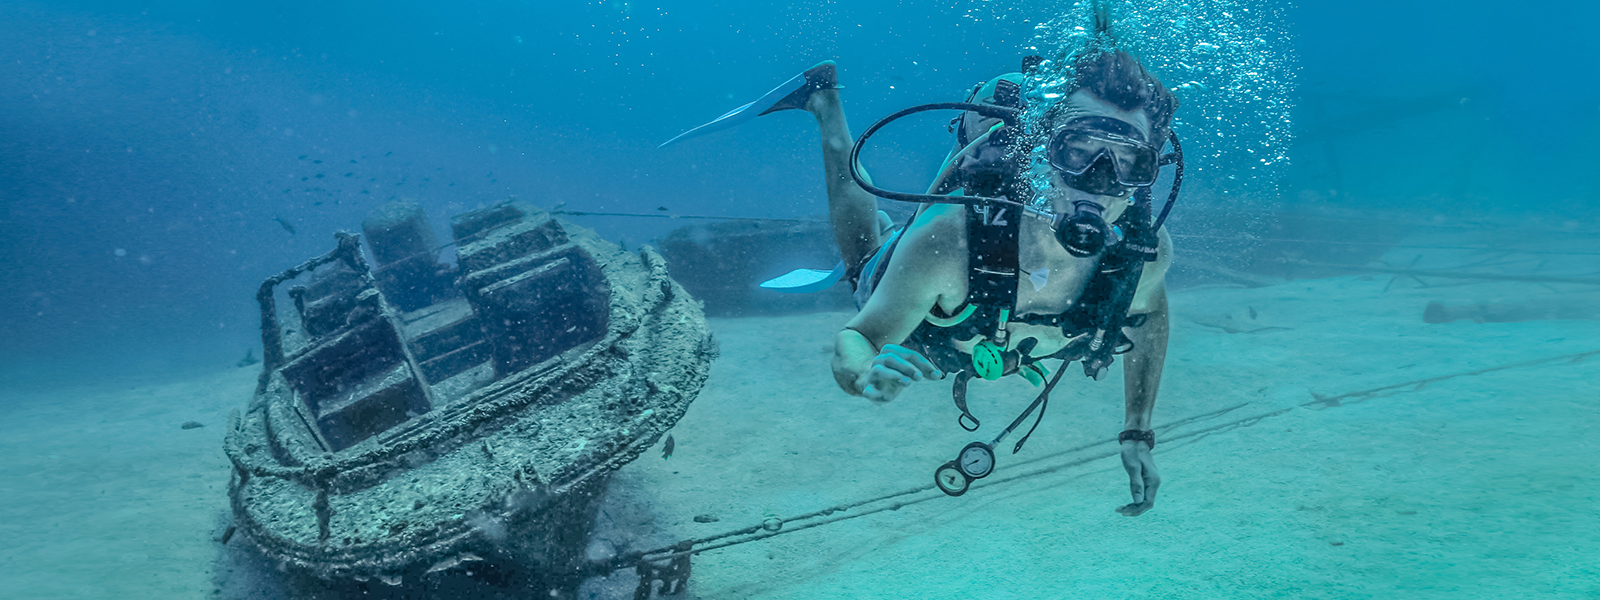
[1118,429,1155,449]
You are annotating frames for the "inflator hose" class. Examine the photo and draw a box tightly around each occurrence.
[848,102,1025,207]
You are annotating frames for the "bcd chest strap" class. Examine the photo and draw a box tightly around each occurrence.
[929,195,1159,445]
[1078,197,1159,379]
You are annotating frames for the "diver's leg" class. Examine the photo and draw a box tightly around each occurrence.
[806,88,882,268]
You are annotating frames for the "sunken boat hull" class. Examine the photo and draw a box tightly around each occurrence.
[224,202,715,588]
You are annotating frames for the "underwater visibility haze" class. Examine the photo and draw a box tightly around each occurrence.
[1,0,1597,598]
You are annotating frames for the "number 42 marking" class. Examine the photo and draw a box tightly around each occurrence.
[975,204,1009,226]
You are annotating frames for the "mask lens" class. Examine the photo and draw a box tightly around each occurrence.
[1063,155,1126,196]
[1046,117,1159,187]
[1047,136,1105,175]
[1109,143,1158,186]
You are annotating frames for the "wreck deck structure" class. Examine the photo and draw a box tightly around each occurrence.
[224,202,714,592]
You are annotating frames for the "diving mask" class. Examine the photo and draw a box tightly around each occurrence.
[1045,116,1159,196]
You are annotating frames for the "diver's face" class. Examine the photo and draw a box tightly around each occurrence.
[1044,89,1154,212]
[1045,170,1127,210]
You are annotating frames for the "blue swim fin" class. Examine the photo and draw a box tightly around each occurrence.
[759,261,847,294]
[659,61,838,148]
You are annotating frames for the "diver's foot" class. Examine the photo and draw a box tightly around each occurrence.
[759,60,839,116]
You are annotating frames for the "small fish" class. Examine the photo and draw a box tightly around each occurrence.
[425,552,483,574]
[298,155,307,160]
[1248,306,1258,320]
[273,216,297,234]
[315,173,324,178]
[344,172,353,177]
[657,206,669,211]
[312,159,322,164]
[349,159,357,164]
[384,151,393,156]
[300,176,308,181]
[661,434,675,460]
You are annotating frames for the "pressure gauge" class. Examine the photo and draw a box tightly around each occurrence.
[957,442,995,479]
[935,462,970,497]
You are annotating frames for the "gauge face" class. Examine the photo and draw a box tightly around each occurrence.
[935,462,969,497]
[957,442,995,479]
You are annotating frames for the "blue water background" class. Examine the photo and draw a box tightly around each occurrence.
[1,0,1595,389]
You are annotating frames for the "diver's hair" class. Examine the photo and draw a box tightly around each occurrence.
[1040,0,1176,141]
[1022,1,1178,210]
[1069,49,1176,140]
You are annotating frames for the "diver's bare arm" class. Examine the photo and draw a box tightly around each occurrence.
[1122,228,1173,428]
[832,329,879,395]
[830,267,943,396]
[1122,290,1168,430]
[1116,288,1167,517]
[830,207,964,396]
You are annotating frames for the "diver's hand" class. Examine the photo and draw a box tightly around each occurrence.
[1115,440,1160,516]
[859,344,942,404]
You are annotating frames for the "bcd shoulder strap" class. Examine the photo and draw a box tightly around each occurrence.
[964,200,1020,345]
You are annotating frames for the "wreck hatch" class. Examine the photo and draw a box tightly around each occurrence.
[255,203,609,453]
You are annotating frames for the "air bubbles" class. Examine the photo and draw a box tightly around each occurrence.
[1024,0,1296,199]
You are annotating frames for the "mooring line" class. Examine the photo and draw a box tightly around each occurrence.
[552,209,825,224]
[612,347,1600,571]
[546,208,1600,257]
[609,401,1252,568]
[644,402,1249,561]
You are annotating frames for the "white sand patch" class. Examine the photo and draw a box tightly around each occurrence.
[598,271,1600,599]
[0,367,256,599]
[3,262,1596,599]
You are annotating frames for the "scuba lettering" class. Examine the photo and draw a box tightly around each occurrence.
[847,58,1185,497]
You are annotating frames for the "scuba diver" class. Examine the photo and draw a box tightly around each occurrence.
[663,11,1179,516]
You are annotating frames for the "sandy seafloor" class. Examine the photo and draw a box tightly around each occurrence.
[2,232,1597,600]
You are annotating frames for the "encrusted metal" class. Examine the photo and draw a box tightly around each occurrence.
[225,202,716,590]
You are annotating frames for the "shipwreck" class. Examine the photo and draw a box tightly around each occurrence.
[223,201,715,594]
